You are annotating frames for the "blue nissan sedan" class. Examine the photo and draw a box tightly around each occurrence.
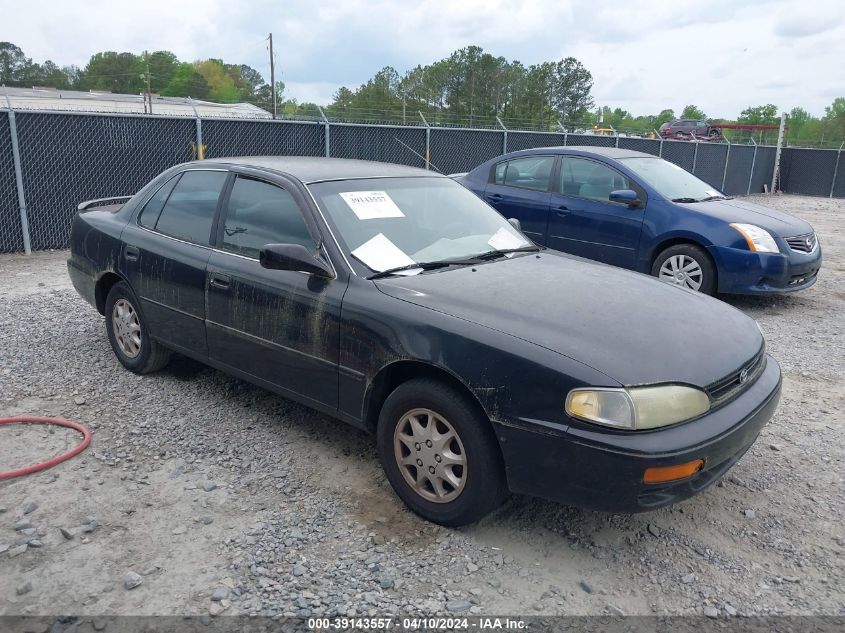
[456,147,822,295]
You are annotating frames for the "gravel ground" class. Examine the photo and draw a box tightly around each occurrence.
[0,193,843,619]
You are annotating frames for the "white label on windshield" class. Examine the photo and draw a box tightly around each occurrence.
[340,191,405,220]
[487,227,525,251]
[705,189,721,197]
[350,233,416,272]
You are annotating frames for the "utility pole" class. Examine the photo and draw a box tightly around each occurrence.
[268,33,277,119]
[142,51,152,115]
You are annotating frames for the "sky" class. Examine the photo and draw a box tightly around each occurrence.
[3,0,845,118]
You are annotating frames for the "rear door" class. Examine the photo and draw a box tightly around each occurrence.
[205,173,346,410]
[546,156,645,269]
[483,155,555,244]
[121,169,229,356]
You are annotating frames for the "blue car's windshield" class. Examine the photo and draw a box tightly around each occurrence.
[308,177,534,274]
[619,157,726,202]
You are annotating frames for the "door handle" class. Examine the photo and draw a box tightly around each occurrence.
[125,245,140,261]
[209,273,231,290]
[487,193,503,202]
[555,205,570,217]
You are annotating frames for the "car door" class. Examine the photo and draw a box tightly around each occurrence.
[483,155,554,244]
[121,168,229,356]
[546,156,645,269]
[205,173,346,410]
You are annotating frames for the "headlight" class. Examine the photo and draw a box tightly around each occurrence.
[730,223,779,253]
[566,385,710,430]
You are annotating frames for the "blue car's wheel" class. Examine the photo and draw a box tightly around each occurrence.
[652,244,716,295]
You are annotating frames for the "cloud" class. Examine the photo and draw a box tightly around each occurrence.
[2,0,844,117]
[775,14,841,38]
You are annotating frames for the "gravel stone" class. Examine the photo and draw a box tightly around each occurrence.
[704,606,719,618]
[16,581,33,595]
[8,545,27,557]
[14,518,32,531]
[445,600,472,613]
[123,572,143,590]
[211,586,229,601]
[21,500,39,515]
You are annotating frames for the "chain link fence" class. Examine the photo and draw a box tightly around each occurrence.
[0,107,840,254]
[0,114,23,253]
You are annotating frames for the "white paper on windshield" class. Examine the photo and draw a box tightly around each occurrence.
[340,191,405,220]
[487,227,525,250]
[351,233,416,272]
[705,189,721,197]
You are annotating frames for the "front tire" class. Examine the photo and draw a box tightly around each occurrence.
[651,243,717,295]
[105,281,171,374]
[376,379,507,526]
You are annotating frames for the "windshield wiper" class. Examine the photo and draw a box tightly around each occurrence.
[699,195,733,201]
[471,245,542,261]
[671,197,700,203]
[367,261,459,280]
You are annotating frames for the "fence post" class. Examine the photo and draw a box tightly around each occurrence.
[831,141,844,198]
[317,106,330,157]
[721,137,731,192]
[419,111,431,170]
[3,88,31,254]
[692,140,700,174]
[188,98,204,160]
[654,129,663,157]
[496,116,507,154]
[770,112,786,193]
[747,138,758,195]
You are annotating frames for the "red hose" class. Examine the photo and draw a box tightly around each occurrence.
[0,417,92,481]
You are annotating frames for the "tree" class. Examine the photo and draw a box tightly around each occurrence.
[550,57,594,122]
[0,42,31,85]
[147,51,178,92]
[680,105,706,120]
[195,59,241,102]
[80,51,144,93]
[822,97,845,140]
[738,104,778,125]
[655,109,675,126]
[160,62,209,99]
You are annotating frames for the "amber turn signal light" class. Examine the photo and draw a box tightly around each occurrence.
[643,459,704,484]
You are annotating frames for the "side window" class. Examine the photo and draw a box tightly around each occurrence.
[501,156,554,191]
[138,174,180,229]
[221,176,315,258]
[561,158,631,202]
[154,170,228,245]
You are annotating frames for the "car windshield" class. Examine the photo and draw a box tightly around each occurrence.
[308,177,534,275]
[619,157,726,202]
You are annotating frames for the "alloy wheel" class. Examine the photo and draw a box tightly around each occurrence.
[658,254,704,291]
[393,408,467,503]
[112,298,142,358]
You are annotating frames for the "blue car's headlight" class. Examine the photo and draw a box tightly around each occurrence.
[730,223,780,253]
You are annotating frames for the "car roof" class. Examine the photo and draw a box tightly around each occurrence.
[508,146,658,160]
[187,156,441,184]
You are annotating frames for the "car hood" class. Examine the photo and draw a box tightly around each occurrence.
[681,197,813,236]
[375,252,763,388]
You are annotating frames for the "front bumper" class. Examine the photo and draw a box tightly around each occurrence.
[709,243,822,294]
[493,355,781,513]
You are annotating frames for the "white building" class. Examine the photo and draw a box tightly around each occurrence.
[1,86,271,118]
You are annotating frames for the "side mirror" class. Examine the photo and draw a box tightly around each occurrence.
[507,217,522,231]
[259,243,333,278]
[609,189,642,207]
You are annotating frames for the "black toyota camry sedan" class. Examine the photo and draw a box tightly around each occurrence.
[68,157,782,526]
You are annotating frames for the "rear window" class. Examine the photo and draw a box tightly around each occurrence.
[154,170,227,245]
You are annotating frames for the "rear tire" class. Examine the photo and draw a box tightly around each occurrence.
[105,282,171,374]
[376,378,507,526]
[651,243,717,295]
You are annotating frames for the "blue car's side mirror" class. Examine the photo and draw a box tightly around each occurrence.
[609,189,641,207]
